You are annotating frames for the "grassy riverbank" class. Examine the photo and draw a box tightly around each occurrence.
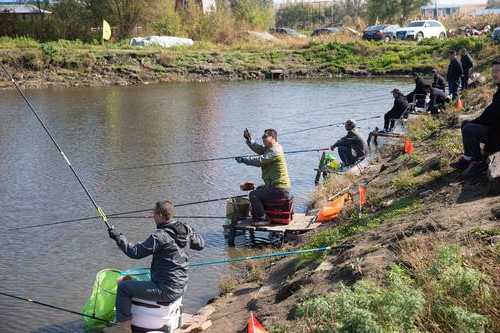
[0,36,498,89]
[204,83,500,332]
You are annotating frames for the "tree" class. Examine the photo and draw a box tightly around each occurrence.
[365,0,429,23]
[487,0,500,8]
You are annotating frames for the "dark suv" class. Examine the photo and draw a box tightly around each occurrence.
[363,24,399,42]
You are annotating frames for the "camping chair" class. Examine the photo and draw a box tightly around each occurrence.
[407,93,428,114]
[389,103,413,132]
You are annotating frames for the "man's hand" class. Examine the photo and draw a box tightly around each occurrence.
[235,157,244,163]
[108,227,120,241]
[243,128,252,141]
[330,145,336,151]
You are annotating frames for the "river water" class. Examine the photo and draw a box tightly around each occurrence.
[0,79,411,332]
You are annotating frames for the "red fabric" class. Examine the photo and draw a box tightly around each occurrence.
[248,312,268,333]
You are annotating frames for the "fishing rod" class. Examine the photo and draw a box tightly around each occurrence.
[0,64,113,231]
[0,291,111,324]
[108,215,228,220]
[105,147,330,172]
[8,194,247,231]
[280,115,382,136]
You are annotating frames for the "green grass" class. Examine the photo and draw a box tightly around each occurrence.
[296,245,492,333]
[0,35,496,76]
[302,197,421,261]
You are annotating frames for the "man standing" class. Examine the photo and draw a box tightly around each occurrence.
[461,48,474,90]
[235,129,291,223]
[384,89,410,132]
[451,59,500,177]
[105,201,205,333]
[432,69,446,93]
[331,120,368,167]
[447,50,463,100]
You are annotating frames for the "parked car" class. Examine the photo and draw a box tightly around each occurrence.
[270,27,306,38]
[312,27,341,37]
[396,20,447,42]
[493,27,500,43]
[362,24,399,42]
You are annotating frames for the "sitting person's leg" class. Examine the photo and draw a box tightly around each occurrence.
[452,122,489,170]
[115,280,178,324]
[249,186,288,220]
[462,122,489,161]
[384,112,391,130]
[337,145,355,166]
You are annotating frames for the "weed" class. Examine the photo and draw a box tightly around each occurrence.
[296,265,425,332]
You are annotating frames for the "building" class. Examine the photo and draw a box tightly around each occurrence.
[175,0,216,13]
[421,0,488,17]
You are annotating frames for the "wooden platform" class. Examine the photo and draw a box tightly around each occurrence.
[223,213,320,246]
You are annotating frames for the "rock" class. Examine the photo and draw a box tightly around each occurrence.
[419,156,441,174]
[491,206,500,219]
[381,199,394,208]
[488,152,500,195]
[419,189,434,199]
[190,320,212,332]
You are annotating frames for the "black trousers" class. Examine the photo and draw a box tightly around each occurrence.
[384,110,403,130]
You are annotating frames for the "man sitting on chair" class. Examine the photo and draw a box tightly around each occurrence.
[106,200,204,333]
[451,58,500,177]
[331,120,368,167]
[235,128,291,224]
[383,89,409,132]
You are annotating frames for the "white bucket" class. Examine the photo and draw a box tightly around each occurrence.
[131,297,182,333]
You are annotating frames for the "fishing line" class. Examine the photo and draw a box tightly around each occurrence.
[0,291,111,324]
[104,147,330,172]
[280,115,382,136]
[8,194,247,231]
[0,64,113,231]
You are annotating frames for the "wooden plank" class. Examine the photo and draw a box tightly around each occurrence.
[488,152,500,195]
[223,213,320,233]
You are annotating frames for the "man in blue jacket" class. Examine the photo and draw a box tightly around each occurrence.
[451,59,500,177]
[104,200,204,333]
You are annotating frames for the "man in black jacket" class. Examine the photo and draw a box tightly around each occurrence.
[432,69,446,93]
[447,50,463,100]
[406,73,427,108]
[384,89,410,131]
[331,120,368,167]
[461,48,474,90]
[425,84,450,115]
[451,59,500,176]
[105,200,205,333]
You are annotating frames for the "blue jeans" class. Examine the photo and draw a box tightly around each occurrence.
[115,280,181,322]
[448,80,460,100]
[462,122,489,160]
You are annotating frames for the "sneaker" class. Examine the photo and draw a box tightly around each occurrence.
[251,216,270,226]
[462,161,488,178]
[451,157,473,170]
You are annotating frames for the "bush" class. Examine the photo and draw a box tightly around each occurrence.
[296,265,425,332]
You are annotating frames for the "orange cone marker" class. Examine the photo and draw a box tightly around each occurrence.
[248,312,268,333]
[404,138,414,154]
[455,98,464,111]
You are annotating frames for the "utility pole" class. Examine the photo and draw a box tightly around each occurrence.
[435,0,438,20]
